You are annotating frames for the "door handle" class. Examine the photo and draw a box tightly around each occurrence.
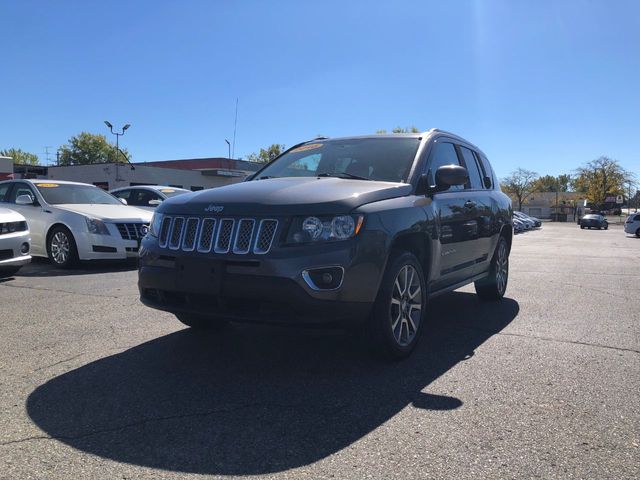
[464,200,476,208]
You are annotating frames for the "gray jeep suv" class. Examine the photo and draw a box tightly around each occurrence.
[138,129,513,358]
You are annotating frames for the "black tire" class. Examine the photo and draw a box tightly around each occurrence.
[475,236,509,301]
[367,250,427,360]
[47,226,78,269]
[0,266,21,278]
[604,225,608,230]
[636,228,640,238]
[175,313,229,330]
[580,225,585,229]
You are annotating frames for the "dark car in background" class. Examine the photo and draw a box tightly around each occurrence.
[580,214,608,230]
[138,129,513,359]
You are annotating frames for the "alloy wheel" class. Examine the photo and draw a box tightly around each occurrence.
[495,241,508,295]
[389,264,422,347]
[50,231,70,265]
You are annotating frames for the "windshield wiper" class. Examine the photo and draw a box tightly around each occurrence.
[317,172,371,181]
[257,175,278,180]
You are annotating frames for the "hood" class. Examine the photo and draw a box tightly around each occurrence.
[54,204,153,222]
[0,207,26,222]
[158,177,412,216]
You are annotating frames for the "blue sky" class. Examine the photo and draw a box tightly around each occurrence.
[1,0,639,178]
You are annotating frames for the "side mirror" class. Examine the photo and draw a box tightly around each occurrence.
[118,197,128,205]
[16,194,35,205]
[148,199,162,206]
[435,165,468,190]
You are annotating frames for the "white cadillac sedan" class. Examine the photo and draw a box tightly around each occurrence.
[0,179,152,268]
[0,206,31,277]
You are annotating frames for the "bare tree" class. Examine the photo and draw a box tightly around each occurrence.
[501,168,539,211]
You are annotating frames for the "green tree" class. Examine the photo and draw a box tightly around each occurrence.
[376,126,420,134]
[572,156,631,209]
[501,168,539,211]
[0,148,39,165]
[532,174,571,192]
[58,132,130,165]
[245,144,285,164]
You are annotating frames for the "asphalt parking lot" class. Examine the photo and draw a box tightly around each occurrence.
[1,222,638,480]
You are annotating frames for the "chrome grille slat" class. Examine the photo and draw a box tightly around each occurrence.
[158,216,172,247]
[168,217,185,250]
[158,216,278,254]
[182,218,199,251]
[254,219,278,254]
[233,219,255,254]
[214,219,235,253]
[197,218,216,252]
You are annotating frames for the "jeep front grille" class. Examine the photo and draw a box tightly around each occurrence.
[159,216,278,255]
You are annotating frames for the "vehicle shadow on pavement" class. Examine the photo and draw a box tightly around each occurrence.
[26,292,519,475]
[14,257,138,277]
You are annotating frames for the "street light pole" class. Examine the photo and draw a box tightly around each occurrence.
[225,139,231,159]
[103,121,130,163]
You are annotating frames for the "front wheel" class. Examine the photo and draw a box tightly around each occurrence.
[47,226,78,268]
[636,228,640,238]
[475,236,509,301]
[367,250,427,360]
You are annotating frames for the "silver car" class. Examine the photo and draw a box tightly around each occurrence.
[0,179,152,268]
[0,206,31,277]
[110,185,191,211]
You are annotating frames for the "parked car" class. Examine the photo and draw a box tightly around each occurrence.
[513,218,525,233]
[515,211,541,228]
[579,214,608,230]
[110,185,191,211]
[139,129,513,359]
[0,179,152,268]
[0,206,31,277]
[623,213,640,237]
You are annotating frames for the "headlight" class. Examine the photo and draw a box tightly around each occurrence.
[149,213,164,237]
[85,217,110,235]
[288,214,364,244]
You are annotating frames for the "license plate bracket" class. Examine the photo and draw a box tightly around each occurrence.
[176,258,222,295]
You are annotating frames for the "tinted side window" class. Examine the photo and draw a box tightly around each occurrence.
[427,141,463,191]
[459,146,484,190]
[476,154,494,189]
[0,183,12,202]
[127,189,147,207]
[138,190,163,206]
[112,189,131,200]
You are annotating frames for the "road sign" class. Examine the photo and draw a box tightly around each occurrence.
[616,195,624,204]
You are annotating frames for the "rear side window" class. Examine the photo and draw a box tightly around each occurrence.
[112,189,131,200]
[0,183,12,202]
[427,141,463,191]
[459,146,484,190]
[475,154,494,189]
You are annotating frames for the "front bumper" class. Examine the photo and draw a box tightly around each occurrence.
[75,232,142,260]
[0,231,32,268]
[137,234,385,325]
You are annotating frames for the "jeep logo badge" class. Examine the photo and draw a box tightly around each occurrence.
[204,205,224,213]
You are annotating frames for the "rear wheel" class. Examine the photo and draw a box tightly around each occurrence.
[636,228,640,238]
[175,313,229,330]
[475,236,509,301]
[580,225,585,229]
[367,250,426,360]
[0,266,21,278]
[47,226,78,269]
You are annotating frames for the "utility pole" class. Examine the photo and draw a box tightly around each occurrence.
[43,146,53,165]
[232,98,238,159]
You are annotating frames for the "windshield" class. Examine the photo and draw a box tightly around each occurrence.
[254,137,421,183]
[35,183,122,205]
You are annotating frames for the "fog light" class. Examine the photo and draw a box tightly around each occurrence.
[302,266,344,291]
[20,242,30,254]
